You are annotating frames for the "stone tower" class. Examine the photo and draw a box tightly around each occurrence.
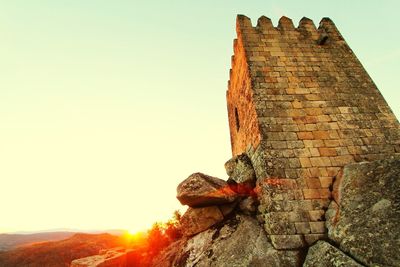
[227,15,400,249]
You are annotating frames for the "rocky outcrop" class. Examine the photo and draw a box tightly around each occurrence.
[152,157,305,266]
[152,215,301,267]
[70,247,127,267]
[326,158,400,267]
[153,157,400,267]
[68,157,399,267]
[303,241,363,267]
[177,173,237,207]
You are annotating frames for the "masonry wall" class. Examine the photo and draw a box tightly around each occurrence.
[227,26,262,156]
[227,15,400,249]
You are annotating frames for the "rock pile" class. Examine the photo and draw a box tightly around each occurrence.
[176,154,259,237]
[151,153,302,267]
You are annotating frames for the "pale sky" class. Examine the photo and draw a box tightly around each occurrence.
[0,1,399,233]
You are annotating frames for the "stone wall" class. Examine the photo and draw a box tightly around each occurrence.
[226,22,262,156]
[227,15,400,248]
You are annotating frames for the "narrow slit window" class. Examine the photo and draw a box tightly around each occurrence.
[235,108,240,132]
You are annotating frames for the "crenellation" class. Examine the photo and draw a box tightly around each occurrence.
[318,17,344,42]
[256,16,275,34]
[277,16,296,32]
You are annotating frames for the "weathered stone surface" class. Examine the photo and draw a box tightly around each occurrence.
[177,172,237,207]
[70,247,127,267]
[180,206,224,237]
[303,241,363,267]
[218,201,238,217]
[269,234,305,250]
[225,154,256,192]
[326,158,400,267]
[151,239,188,267]
[154,215,302,267]
[239,196,257,215]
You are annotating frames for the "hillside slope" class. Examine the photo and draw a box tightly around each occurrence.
[0,233,126,267]
[0,232,76,251]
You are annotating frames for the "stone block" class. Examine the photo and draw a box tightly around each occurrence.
[310,221,326,233]
[305,178,321,189]
[309,147,320,157]
[319,176,333,188]
[294,222,311,234]
[308,210,325,221]
[318,147,337,156]
[269,235,305,249]
[264,212,296,235]
[299,157,312,168]
[330,155,355,166]
[297,132,314,140]
[310,157,332,167]
[313,130,330,139]
[303,189,320,199]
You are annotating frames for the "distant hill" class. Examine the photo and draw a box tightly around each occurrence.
[0,229,127,252]
[0,233,127,267]
[0,232,76,251]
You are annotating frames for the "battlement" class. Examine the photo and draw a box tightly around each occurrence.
[227,15,400,249]
[236,15,344,44]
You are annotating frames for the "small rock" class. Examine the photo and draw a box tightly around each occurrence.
[225,154,256,194]
[177,172,237,207]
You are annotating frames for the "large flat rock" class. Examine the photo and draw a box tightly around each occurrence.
[177,172,237,207]
[326,158,400,267]
[303,241,364,267]
[70,247,127,267]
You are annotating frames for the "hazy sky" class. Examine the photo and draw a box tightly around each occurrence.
[1,1,399,233]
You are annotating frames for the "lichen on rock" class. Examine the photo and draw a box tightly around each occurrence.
[326,158,400,267]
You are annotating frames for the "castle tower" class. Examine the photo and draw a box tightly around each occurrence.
[227,15,400,249]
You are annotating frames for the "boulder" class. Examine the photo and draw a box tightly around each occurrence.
[225,154,256,194]
[303,241,363,267]
[177,172,237,207]
[180,206,224,236]
[326,158,400,267]
[70,247,127,267]
[154,215,302,267]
